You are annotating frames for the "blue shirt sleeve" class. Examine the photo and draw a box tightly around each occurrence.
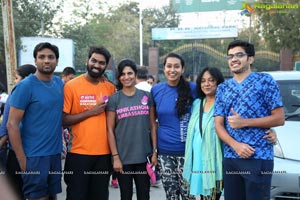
[10,81,32,110]
[0,96,11,137]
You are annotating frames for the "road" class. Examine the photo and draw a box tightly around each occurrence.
[57,178,166,200]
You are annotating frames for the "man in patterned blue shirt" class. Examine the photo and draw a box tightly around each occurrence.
[214,40,285,200]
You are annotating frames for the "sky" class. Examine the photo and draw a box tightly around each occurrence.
[58,0,249,28]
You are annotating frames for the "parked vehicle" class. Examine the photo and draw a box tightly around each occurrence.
[266,71,300,200]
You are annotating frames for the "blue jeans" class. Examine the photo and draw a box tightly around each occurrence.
[223,158,273,200]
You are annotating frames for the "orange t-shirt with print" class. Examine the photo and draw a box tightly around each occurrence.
[63,74,115,155]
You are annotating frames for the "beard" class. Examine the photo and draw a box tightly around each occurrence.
[86,65,105,78]
[38,67,55,75]
[231,64,249,74]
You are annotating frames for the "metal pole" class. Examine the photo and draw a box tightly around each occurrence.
[40,0,44,36]
[139,1,143,66]
[2,0,17,93]
[249,14,252,43]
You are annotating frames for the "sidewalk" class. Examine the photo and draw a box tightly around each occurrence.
[57,159,224,200]
[58,180,224,200]
[57,178,166,200]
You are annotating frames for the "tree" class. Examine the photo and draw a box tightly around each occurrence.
[105,2,140,64]
[58,0,109,71]
[59,1,181,70]
[254,0,300,53]
[0,0,61,91]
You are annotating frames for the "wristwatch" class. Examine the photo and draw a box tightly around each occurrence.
[153,148,158,153]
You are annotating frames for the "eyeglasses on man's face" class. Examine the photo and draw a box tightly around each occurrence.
[226,52,248,60]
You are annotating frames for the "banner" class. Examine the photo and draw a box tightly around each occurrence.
[152,26,238,40]
[171,0,243,13]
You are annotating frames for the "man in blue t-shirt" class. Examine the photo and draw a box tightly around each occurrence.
[214,40,285,200]
[7,42,64,200]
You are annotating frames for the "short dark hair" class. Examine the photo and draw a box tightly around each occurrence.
[62,66,76,76]
[116,59,137,90]
[136,67,148,80]
[227,40,255,57]
[196,67,224,98]
[17,64,36,79]
[147,75,155,82]
[33,42,59,59]
[88,46,111,64]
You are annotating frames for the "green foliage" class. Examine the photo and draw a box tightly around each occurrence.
[105,2,140,64]
[57,1,181,70]
[1,0,286,87]
[143,5,182,60]
[254,0,300,53]
[0,0,61,90]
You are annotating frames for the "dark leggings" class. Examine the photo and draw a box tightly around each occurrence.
[117,163,150,200]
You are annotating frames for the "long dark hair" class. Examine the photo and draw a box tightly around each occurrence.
[196,67,225,98]
[164,53,193,117]
[116,59,137,90]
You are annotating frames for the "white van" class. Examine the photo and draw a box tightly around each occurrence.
[265,71,300,199]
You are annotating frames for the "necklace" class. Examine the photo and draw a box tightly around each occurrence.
[35,75,54,88]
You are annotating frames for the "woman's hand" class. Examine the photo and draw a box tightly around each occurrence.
[113,156,123,173]
[151,153,158,166]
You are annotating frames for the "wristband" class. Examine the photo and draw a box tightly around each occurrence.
[112,154,119,157]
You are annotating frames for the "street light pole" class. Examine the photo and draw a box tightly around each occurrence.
[139,1,143,66]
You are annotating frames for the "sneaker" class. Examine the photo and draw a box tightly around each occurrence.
[151,179,162,187]
[111,179,119,188]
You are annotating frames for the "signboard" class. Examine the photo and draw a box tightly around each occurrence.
[19,37,74,72]
[171,0,243,13]
[152,26,238,40]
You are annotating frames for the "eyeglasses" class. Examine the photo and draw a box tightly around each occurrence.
[226,52,248,60]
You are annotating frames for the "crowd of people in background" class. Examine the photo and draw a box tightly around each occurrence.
[0,40,283,200]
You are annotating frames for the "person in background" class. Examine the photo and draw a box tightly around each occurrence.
[147,75,155,87]
[0,83,8,109]
[61,66,76,84]
[61,66,76,159]
[63,46,115,200]
[214,40,284,200]
[183,73,191,82]
[135,66,152,92]
[151,52,197,200]
[0,64,36,199]
[7,42,63,200]
[135,68,161,188]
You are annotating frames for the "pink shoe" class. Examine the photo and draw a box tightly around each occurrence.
[146,163,156,184]
[111,179,119,188]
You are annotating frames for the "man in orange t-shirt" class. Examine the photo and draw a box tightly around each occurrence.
[63,46,115,200]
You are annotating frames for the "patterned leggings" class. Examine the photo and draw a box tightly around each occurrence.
[158,155,195,200]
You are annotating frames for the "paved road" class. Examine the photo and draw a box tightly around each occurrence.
[57,160,224,200]
[57,178,166,200]
[57,179,224,200]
